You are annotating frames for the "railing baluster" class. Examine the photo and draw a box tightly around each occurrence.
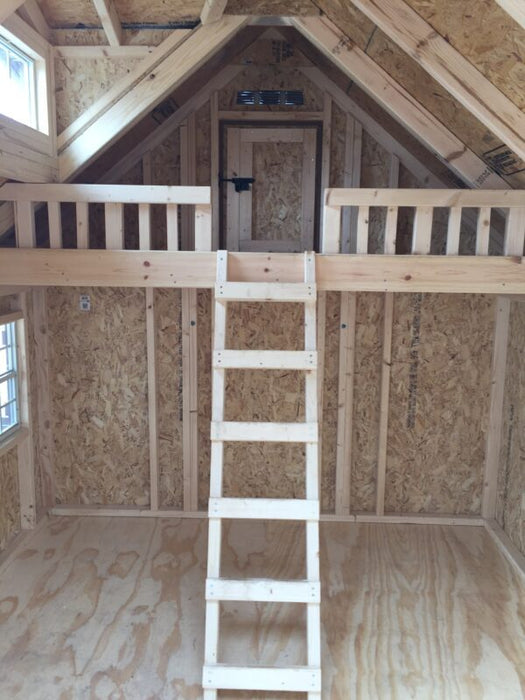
[47,201,62,249]
[475,207,491,255]
[412,206,433,254]
[356,206,369,254]
[504,207,525,256]
[195,204,212,252]
[322,203,342,254]
[166,203,179,250]
[446,206,461,255]
[105,202,124,249]
[139,203,152,250]
[76,202,89,249]
[384,206,398,255]
[15,201,36,248]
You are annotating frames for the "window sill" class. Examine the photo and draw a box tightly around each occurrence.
[0,425,29,459]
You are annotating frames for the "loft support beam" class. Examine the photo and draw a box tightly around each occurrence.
[92,0,122,46]
[292,16,505,190]
[348,0,525,162]
[201,0,228,24]
[1,250,524,294]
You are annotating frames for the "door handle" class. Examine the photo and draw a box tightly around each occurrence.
[219,176,255,192]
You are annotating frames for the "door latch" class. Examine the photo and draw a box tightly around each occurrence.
[219,176,255,192]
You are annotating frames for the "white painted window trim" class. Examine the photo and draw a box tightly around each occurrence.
[0,14,56,156]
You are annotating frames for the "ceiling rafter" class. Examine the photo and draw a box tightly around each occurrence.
[348,0,525,162]
[292,16,506,190]
[0,0,25,24]
[495,0,525,30]
[91,0,122,47]
[201,0,228,25]
[59,16,249,181]
[17,0,51,41]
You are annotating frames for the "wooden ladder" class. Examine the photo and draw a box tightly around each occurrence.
[202,250,321,698]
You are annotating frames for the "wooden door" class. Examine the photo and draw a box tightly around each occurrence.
[224,126,318,252]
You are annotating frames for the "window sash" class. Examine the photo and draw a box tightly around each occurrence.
[0,322,19,438]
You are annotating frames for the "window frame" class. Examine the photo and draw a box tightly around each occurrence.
[0,14,54,141]
[0,311,24,445]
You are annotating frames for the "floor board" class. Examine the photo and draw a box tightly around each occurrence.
[0,517,523,699]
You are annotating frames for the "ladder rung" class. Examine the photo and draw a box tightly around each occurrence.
[213,349,317,370]
[209,497,319,521]
[216,281,316,302]
[206,578,320,603]
[202,665,321,692]
[211,421,318,443]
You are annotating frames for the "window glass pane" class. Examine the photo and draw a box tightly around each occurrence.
[0,38,34,127]
[0,322,18,437]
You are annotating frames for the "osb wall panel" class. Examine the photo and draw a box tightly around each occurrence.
[227,0,317,15]
[361,131,390,254]
[54,53,143,134]
[156,289,183,509]
[351,293,384,512]
[329,102,346,188]
[405,0,525,110]
[48,287,150,505]
[0,448,20,553]
[26,292,43,516]
[385,294,494,514]
[497,301,525,556]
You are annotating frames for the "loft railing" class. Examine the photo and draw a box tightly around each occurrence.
[322,189,525,257]
[1,183,524,257]
[0,183,212,252]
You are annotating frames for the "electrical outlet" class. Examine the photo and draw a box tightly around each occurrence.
[79,294,91,312]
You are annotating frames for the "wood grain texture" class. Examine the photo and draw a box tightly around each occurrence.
[0,517,523,698]
[0,448,20,553]
[497,301,525,556]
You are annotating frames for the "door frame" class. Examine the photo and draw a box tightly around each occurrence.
[218,119,323,251]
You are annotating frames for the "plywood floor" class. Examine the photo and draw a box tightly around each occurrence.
[0,517,523,699]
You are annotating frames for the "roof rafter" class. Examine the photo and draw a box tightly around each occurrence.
[201,0,228,25]
[91,0,122,46]
[0,0,25,23]
[495,0,525,30]
[17,0,51,41]
[59,16,249,181]
[292,16,506,190]
[348,0,525,162]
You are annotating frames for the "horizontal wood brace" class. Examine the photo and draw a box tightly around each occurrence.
[206,578,320,603]
[210,421,318,442]
[202,665,321,692]
[213,350,317,369]
[0,183,211,205]
[208,497,320,520]
[325,188,525,208]
[215,281,316,302]
[2,251,525,295]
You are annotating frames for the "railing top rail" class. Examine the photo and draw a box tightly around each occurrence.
[0,183,211,205]
[325,188,525,208]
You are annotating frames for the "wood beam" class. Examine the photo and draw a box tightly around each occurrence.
[1,250,525,294]
[91,0,122,46]
[201,0,228,25]
[495,0,525,29]
[0,0,25,23]
[292,16,505,190]
[58,17,248,181]
[348,0,525,162]
[17,0,51,41]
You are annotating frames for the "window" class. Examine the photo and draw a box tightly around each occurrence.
[0,36,36,128]
[0,322,19,438]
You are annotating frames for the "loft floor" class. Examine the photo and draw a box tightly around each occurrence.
[0,517,523,699]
